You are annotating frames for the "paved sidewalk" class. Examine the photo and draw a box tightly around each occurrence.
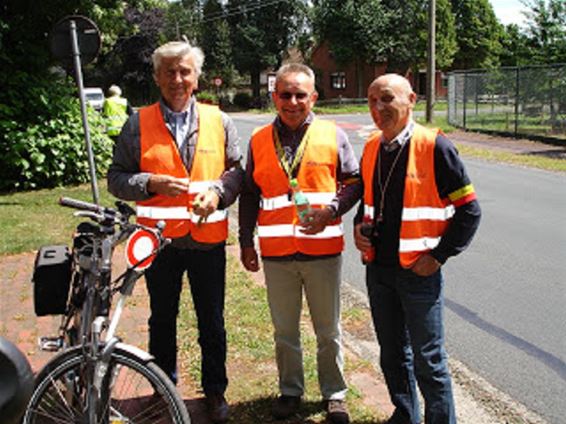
[449,129,566,159]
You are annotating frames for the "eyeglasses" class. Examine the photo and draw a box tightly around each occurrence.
[276,92,310,101]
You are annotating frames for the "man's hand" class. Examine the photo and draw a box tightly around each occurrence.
[192,189,220,218]
[353,223,372,253]
[241,246,260,272]
[298,207,334,235]
[147,175,189,197]
[410,253,441,277]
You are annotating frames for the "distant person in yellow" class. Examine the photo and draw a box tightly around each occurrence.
[102,85,132,141]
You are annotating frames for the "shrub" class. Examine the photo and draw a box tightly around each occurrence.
[0,74,113,192]
[233,91,252,109]
[196,90,219,105]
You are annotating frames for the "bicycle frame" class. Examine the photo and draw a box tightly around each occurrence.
[57,199,164,398]
[27,197,190,424]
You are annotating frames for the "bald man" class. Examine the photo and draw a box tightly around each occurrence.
[354,74,481,424]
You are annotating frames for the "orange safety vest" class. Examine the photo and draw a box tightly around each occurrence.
[136,102,228,242]
[361,124,455,268]
[251,118,343,257]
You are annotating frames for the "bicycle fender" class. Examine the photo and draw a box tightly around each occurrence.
[115,342,154,363]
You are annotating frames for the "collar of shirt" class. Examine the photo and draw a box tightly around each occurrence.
[161,97,195,148]
[274,112,314,146]
[381,119,415,152]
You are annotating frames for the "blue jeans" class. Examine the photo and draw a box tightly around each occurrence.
[145,243,228,394]
[366,264,456,424]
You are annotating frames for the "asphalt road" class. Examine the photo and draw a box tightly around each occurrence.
[230,112,566,424]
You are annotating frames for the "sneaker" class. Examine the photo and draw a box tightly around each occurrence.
[326,399,350,424]
[205,392,229,423]
[272,395,301,420]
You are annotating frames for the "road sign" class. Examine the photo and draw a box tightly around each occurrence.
[125,229,159,270]
[267,73,277,93]
[214,77,222,87]
[50,15,100,67]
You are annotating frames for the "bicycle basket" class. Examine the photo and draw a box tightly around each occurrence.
[32,245,72,316]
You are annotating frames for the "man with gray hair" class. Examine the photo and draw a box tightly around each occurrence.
[108,40,243,423]
[239,63,361,423]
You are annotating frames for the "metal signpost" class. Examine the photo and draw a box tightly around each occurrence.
[50,16,101,205]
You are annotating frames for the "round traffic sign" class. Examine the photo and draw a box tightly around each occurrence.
[213,77,222,87]
[50,15,101,66]
[125,229,159,270]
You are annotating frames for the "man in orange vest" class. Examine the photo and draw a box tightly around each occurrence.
[239,63,361,424]
[354,74,481,424]
[107,41,243,423]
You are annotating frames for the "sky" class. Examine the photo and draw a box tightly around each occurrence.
[490,0,529,26]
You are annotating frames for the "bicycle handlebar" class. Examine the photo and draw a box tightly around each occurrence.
[59,197,105,213]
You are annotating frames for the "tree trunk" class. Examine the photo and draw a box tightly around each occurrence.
[251,70,261,99]
[356,59,364,98]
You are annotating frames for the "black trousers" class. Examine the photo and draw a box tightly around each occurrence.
[145,243,228,394]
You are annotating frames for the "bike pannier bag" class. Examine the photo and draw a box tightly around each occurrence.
[32,245,72,316]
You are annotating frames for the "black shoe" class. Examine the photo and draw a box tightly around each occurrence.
[325,399,350,424]
[206,393,229,423]
[272,395,301,420]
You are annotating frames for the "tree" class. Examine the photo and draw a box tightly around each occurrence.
[0,0,165,191]
[200,0,236,88]
[499,24,533,66]
[313,0,457,95]
[521,0,566,64]
[380,0,457,73]
[226,0,306,101]
[96,5,168,105]
[313,0,390,96]
[163,0,202,42]
[450,0,503,69]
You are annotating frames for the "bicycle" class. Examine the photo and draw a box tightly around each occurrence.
[23,196,191,424]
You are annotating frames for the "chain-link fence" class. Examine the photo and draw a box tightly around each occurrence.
[447,64,566,142]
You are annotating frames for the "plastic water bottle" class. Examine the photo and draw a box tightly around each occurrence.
[360,215,375,264]
[289,178,311,224]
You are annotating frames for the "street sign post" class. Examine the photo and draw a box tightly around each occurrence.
[50,16,101,205]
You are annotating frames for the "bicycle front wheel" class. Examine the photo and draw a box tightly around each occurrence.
[23,345,190,424]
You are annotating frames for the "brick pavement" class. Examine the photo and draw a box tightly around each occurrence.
[0,246,214,422]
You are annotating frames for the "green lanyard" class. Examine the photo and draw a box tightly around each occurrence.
[273,124,312,181]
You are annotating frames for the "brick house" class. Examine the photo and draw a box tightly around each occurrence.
[311,41,448,100]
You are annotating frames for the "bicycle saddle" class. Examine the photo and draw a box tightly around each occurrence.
[0,336,34,423]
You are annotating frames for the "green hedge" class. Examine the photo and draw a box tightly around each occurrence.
[0,74,113,192]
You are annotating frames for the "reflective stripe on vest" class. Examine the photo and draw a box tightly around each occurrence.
[361,124,452,268]
[260,192,336,211]
[251,119,343,257]
[136,205,228,223]
[257,223,343,238]
[136,102,227,242]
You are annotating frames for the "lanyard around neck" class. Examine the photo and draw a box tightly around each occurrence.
[273,124,312,180]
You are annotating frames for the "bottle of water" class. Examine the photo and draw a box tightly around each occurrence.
[289,178,311,224]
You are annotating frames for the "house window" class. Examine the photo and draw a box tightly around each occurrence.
[331,72,346,90]
[441,74,448,89]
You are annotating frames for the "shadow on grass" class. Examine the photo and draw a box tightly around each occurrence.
[184,395,382,423]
